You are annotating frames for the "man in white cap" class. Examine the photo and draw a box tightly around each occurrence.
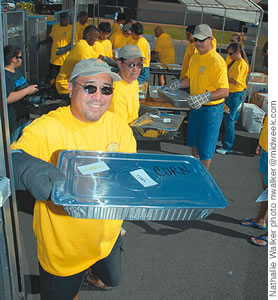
[11,58,137,299]
[109,45,143,124]
[165,24,229,170]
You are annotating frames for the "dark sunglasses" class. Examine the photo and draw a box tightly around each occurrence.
[228,50,237,56]
[16,56,23,59]
[123,62,143,69]
[193,37,209,43]
[75,83,113,95]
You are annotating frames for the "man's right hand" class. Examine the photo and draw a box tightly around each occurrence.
[12,150,65,201]
[26,85,39,95]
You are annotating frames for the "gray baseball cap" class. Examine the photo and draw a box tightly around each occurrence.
[70,58,121,81]
[123,24,132,32]
[193,24,212,40]
[118,45,145,60]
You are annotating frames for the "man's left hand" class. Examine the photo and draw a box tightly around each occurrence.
[187,91,211,109]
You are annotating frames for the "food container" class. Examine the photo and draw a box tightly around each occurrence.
[150,62,165,70]
[158,88,191,108]
[165,64,182,71]
[130,112,186,140]
[51,151,228,220]
[149,85,162,98]
[139,82,149,99]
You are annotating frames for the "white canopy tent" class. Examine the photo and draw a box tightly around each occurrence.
[178,0,264,73]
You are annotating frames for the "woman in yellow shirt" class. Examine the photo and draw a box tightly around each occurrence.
[216,43,249,155]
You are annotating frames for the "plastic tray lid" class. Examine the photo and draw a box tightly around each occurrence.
[51,151,228,209]
[130,112,186,131]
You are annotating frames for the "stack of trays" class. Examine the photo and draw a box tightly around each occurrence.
[158,89,191,108]
[52,151,228,220]
[130,112,186,140]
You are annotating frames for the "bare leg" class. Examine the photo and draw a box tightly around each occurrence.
[159,74,165,87]
[201,159,212,170]
[192,147,200,159]
[73,294,79,300]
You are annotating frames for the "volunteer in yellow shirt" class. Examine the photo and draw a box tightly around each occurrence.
[180,25,217,79]
[56,25,99,102]
[109,45,144,124]
[153,26,175,86]
[46,12,72,86]
[109,23,132,59]
[93,22,113,58]
[127,22,151,84]
[165,24,229,170]
[111,12,126,34]
[11,59,136,299]
[216,42,249,155]
[74,11,89,43]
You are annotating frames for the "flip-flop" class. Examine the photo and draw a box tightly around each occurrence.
[250,235,268,247]
[240,218,267,230]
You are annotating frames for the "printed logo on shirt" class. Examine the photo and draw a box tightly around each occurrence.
[106,142,119,152]
[200,66,206,73]
[15,76,27,87]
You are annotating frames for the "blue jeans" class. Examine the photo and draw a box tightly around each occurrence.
[187,103,224,160]
[223,91,245,150]
[138,67,150,84]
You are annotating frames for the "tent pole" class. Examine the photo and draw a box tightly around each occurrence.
[179,6,188,64]
[219,8,227,54]
[200,7,204,24]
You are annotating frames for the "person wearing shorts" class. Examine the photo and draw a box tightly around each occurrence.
[165,24,229,170]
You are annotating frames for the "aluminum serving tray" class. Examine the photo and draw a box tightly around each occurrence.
[51,151,228,220]
[158,88,191,108]
[165,64,182,71]
[130,112,185,140]
[149,85,162,98]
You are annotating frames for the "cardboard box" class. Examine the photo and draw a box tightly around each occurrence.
[251,92,268,112]
[248,72,268,84]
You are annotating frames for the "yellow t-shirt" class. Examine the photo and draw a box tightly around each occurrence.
[228,58,249,93]
[180,42,197,79]
[127,37,151,68]
[11,107,136,276]
[259,116,268,152]
[187,49,229,105]
[110,30,128,50]
[56,39,99,94]
[74,21,89,43]
[93,40,113,58]
[180,37,217,79]
[154,33,175,64]
[111,22,121,35]
[49,23,73,66]
[109,79,140,124]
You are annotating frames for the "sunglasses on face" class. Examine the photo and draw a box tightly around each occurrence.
[16,56,23,60]
[123,62,143,69]
[75,83,113,95]
[193,37,209,43]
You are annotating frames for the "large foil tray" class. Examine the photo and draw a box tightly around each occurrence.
[165,64,182,71]
[51,151,228,220]
[158,89,191,108]
[150,62,165,70]
[130,112,186,140]
[149,85,162,98]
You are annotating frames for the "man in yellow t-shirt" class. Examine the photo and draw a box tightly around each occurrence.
[216,42,249,155]
[110,23,132,59]
[127,22,151,84]
[111,12,126,35]
[93,22,113,58]
[180,25,217,80]
[165,24,229,170]
[109,45,144,124]
[11,58,136,299]
[56,25,99,103]
[39,12,73,86]
[74,11,89,43]
[153,26,175,86]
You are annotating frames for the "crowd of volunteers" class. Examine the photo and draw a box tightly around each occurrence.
[3,9,268,298]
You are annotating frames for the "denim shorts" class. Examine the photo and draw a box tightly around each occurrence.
[187,103,224,160]
[259,149,268,186]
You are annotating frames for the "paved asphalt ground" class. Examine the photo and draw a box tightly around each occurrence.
[17,73,267,300]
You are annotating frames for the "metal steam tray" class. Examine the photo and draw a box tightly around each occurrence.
[130,112,185,140]
[158,88,191,108]
[51,151,228,220]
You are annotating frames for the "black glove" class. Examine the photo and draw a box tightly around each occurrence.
[56,43,72,55]
[12,150,65,201]
[139,104,160,117]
